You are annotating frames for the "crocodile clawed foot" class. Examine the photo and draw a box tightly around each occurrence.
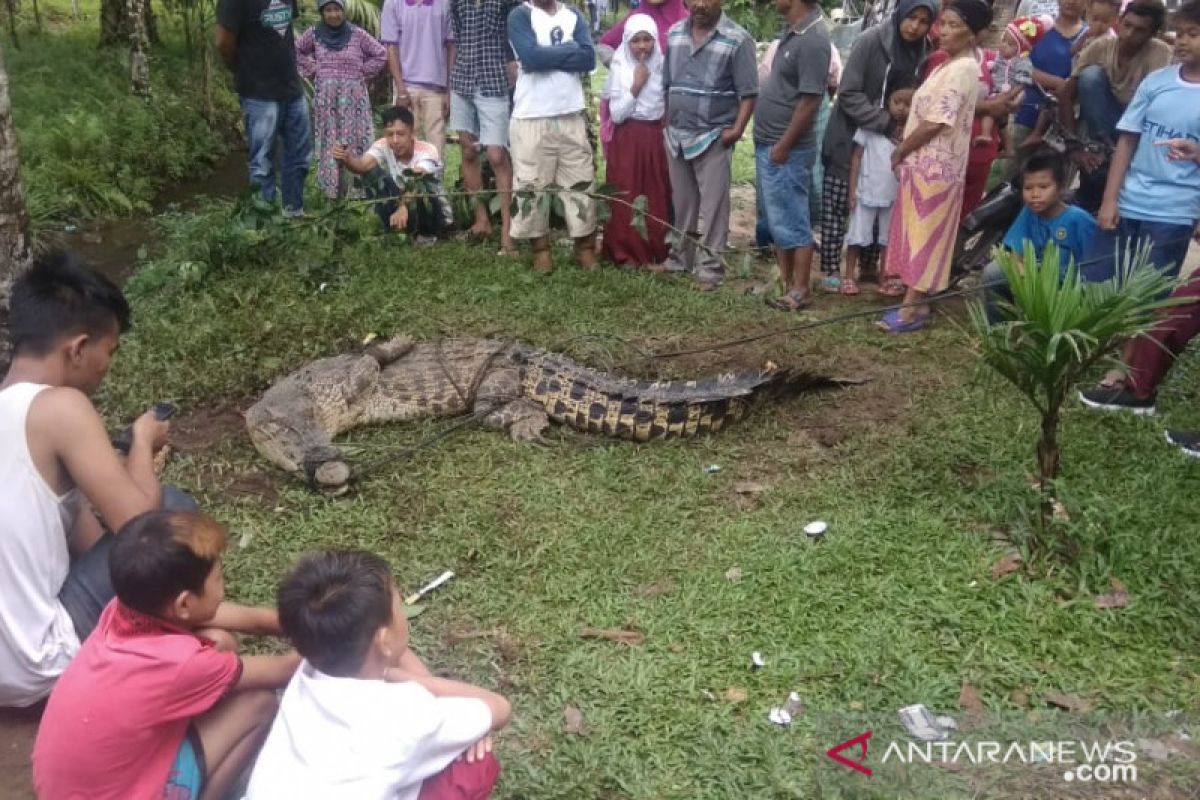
[508,415,551,444]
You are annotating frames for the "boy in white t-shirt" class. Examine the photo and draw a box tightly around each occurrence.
[839,76,916,295]
[244,550,512,800]
[333,105,452,243]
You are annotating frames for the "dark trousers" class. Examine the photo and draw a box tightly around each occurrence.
[1128,272,1200,399]
[368,172,446,236]
[58,486,198,641]
[1074,65,1126,214]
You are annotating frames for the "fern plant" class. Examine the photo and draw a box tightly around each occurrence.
[968,241,1180,543]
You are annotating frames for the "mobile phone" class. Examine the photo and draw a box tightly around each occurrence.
[112,403,177,453]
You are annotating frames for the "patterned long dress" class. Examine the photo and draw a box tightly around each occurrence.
[885,54,979,293]
[296,26,388,199]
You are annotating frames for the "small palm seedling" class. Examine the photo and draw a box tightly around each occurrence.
[968,240,1179,550]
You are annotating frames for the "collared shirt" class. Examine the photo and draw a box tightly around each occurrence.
[32,601,241,799]
[1116,65,1200,225]
[449,0,519,98]
[662,11,757,160]
[752,7,830,148]
[380,0,455,91]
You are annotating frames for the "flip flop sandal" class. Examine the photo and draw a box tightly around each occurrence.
[819,275,842,292]
[839,278,861,296]
[771,289,810,312]
[454,229,490,243]
[876,308,929,334]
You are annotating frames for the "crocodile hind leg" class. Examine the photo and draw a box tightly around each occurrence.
[474,365,550,442]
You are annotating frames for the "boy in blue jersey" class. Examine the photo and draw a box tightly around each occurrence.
[981,151,1098,323]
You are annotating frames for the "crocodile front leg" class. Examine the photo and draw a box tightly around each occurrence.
[474,365,549,442]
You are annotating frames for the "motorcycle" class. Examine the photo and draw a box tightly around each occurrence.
[948,90,1111,287]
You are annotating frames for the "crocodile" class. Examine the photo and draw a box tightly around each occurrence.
[246,334,833,493]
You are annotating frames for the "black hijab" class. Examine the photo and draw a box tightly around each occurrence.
[949,0,993,34]
[315,0,353,51]
[890,0,942,77]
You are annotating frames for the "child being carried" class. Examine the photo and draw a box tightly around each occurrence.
[978,15,1051,150]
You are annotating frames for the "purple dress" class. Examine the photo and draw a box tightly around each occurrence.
[296,26,388,198]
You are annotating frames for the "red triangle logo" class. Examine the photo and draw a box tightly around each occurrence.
[826,731,873,776]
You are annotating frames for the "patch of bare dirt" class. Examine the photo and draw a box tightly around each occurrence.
[0,705,41,800]
[169,401,251,453]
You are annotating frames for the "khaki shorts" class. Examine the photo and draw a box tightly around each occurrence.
[508,113,596,240]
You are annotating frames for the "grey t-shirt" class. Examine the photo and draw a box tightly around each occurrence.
[753,8,831,147]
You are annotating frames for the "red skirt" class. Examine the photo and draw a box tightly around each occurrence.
[602,118,671,266]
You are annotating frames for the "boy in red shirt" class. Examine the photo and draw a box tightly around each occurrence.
[32,510,300,800]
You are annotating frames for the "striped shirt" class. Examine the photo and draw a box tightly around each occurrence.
[662,12,758,160]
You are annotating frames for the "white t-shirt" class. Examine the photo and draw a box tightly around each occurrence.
[511,3,587,119]
[0,383,82,707]
[244,661,493,800]
[852,128,899,208]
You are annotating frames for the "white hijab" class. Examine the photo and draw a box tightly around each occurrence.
[604,14,665,123]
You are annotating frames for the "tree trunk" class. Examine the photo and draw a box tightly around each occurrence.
[1035,409,1061,535]
[4,0,19,49]
[0,42,32,371]
[128,0,150,95]
[101,0,156,46]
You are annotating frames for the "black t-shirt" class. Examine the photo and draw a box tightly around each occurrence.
[216,0,303,101]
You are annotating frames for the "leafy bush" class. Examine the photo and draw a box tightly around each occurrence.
[8,13,239,224]
[969,241,1179,550]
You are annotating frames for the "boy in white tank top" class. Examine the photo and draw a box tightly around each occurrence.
[0,252,175,706]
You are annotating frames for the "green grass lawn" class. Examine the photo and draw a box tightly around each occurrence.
[95,219,1200,797]
[13,7,1200,796]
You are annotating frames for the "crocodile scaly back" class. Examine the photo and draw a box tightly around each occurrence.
[519,350,786,441]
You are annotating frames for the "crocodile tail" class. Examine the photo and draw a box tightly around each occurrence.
[520,355,833,441]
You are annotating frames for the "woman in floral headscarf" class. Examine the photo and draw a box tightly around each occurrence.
[296,0,388,199]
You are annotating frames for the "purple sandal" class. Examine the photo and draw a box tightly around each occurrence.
[876,308,929,334]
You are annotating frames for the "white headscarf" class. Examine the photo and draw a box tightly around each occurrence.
[604,14,665,123]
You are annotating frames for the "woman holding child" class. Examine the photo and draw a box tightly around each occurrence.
[878,0,993,333]
[296,0,388,199]
[601,15,671,266]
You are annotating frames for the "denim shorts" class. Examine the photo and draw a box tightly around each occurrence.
[1079,217,1194,285]
[449,92,511,149]
[755,142,816,250]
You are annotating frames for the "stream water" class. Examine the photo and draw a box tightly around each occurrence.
[57,148,249,284]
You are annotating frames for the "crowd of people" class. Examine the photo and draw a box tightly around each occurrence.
[2,0,1199,796]
[211,0,1196,321]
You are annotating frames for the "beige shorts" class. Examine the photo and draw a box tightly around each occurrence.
[508,112,596,240]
